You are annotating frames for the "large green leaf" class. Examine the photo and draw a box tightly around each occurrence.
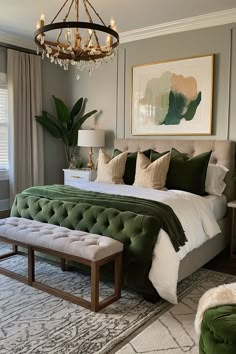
[75,109,97,129]
[53,95,70,123]
[68,109,97,146]
[70,97,84,121]
[35,115,63,139]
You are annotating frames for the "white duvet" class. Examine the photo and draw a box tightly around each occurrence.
[69,181,221,304]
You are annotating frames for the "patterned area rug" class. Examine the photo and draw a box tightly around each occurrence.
[115,270,236,354]
[0,243,235,354]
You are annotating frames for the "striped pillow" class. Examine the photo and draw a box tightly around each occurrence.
[133,151,171,189]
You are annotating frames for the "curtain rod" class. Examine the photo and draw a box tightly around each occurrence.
[0,42,37,55]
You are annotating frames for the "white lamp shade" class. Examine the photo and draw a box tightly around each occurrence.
[78,130,105,147]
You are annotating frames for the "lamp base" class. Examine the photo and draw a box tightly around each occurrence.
[87,147,95,170]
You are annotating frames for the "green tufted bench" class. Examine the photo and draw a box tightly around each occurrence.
[10,194,162,298]
[0,217,123,312]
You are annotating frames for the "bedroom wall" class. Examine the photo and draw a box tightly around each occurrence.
[41,60,69,185]
[67,22,236,162]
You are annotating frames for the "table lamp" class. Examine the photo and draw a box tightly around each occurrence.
[78,129,105,169]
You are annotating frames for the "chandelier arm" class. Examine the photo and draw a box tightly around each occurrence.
[51,0,71,24]
[85,0,106,27]
[63,0,75,22]
[76,0,79,22]
[82,0,101,48]
[56,0,74,45]
[56,29,63,45]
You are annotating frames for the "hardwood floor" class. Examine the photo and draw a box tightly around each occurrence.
[204,249,236,276]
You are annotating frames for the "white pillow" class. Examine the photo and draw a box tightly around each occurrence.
[205,164,229,196]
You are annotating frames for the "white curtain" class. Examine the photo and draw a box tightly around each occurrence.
[7,49,44,204]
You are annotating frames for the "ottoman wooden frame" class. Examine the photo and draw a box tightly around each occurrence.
[0,236,123,312]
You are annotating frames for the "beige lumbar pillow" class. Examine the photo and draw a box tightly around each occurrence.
[133,151,171,189]
[95,149,128,184]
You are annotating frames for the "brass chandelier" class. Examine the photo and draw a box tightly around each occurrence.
[34,0,119,79]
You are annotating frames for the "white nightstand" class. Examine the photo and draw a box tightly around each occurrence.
[63,169,97,187]
[227,200,236,258]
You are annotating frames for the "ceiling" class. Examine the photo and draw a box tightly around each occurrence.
[0,0,235,41]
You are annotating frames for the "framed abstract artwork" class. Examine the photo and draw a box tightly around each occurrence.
[131,54,214,136]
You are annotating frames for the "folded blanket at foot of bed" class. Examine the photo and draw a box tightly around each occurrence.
[11,185,186,299]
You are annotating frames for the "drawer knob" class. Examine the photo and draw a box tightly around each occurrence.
[72,175,81,179]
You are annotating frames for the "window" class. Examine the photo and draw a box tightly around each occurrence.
[0,73,8,175]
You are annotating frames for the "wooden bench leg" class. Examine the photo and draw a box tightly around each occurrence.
[91,261,100,312]
[114,252,122,298]
[28,246,35,285]
[12,245,18,254]
[61,258,66,271]
[0,244,18,260]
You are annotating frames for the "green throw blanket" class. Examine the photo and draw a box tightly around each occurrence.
[11,184,186,299]
[21,185,186,251]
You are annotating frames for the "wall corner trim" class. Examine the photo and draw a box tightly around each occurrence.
[120,8,236,43]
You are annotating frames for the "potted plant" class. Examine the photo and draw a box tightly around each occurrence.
[35,95,97,166]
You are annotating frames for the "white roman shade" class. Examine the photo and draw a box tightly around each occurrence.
[0,73,8,171]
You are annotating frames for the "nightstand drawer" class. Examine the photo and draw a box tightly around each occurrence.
[63,169,97,184]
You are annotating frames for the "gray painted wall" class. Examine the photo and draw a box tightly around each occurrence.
[41,60,70,184]
[68,23,236,153]
[68,58,118,163]
[0,47,6,73]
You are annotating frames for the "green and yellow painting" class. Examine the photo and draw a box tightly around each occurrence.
[132,55,213,135]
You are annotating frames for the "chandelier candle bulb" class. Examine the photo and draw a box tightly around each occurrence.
[106,35,113,47]
[39,14,45,27]
[66,28,72,43]
[110,17,116,28]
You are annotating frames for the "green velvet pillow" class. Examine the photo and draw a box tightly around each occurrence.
[113,149,151,185]
[166,148,212,196]
[150,150,170,162]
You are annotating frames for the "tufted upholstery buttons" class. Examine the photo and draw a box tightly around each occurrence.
[10,193,159,263]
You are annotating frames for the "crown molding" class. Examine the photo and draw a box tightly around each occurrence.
[120,8,236,43]
[0,30,35,50]
[0,8,235,49]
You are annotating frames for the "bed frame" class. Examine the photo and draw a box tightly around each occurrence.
[114,139,235,282]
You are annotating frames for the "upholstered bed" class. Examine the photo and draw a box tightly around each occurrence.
[9,138,235,304]
[114,138,235,283]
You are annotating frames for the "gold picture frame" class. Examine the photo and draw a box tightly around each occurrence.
[131,54,214,136]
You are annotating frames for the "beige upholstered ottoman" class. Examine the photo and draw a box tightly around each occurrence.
[0,217,123,311]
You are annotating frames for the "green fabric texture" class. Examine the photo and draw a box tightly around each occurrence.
[199,305,236,354]
[11,184,186,298]
[150,150,170,162]
[11,193,161,297]
[166,148,211,196]
[19,184,187,252]
[113,149,151,185]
